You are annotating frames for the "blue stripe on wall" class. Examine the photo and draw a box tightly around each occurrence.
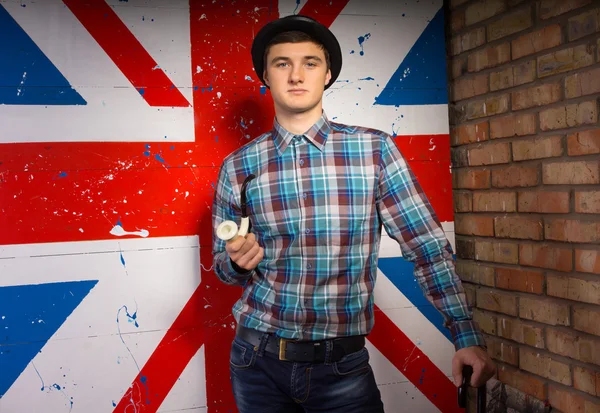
[374,7,448,106]
[378,256,453,341]
[0,5,86,105]
[0,280,98,397]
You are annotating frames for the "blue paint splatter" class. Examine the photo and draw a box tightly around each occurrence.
[357,33,371,56]
[350,50,355,54]
[215,135,219,142]
[293,0,300,14]
[143,151,150,157]
[155,154,165,163]
[120,252,126,267]
[240,119,248,129]
[138,88,145,96]
[170,145,174,150]
[112,401,117,407]
[260,86,267,95]
[58,171,68,178]
[193,86,199,91]
[359,77,375,81]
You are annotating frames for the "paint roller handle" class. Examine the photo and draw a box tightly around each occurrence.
[458,365,487,412]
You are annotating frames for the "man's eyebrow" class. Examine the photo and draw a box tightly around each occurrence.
[304,56,323,62]
[270,56,324,63]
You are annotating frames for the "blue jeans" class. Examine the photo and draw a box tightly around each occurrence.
[229,333,385,413]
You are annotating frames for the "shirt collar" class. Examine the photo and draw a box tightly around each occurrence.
[272,111,332,156]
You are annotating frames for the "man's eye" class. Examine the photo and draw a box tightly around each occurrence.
[306,63,316,67]
[277,63,288,67]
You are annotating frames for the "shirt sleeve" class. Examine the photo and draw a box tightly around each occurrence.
[211,162,255,286]
[376,134,486,351]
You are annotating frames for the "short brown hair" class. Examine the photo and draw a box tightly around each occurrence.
[263,31,331,71]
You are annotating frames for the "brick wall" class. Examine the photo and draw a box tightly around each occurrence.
[446,0,600,411]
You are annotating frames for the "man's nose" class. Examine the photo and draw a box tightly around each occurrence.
[289,65,304,83]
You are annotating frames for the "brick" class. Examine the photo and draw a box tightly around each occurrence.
[464,27,487,54]
[513,136,563,161]
[473,191,517,212]
[451,56,467,79]
[486,336,519,365]
[468,142,510,166]
[547,328,600,366]
[451,0,469,9]
[476,241,519,264]
[539,0,592,20]
[468,43,511,73]
[492,165,539,188]
[453,192,472,212]
[473,308,497,334]
[512,83,561,111]
[496,267,544,294]
[538,44,595,78]
[549,384,600,412]
[453,74,489,101]
[487,8,532,42]
[495,216,543,240]
[476,287,518,315]
[540,101,598,131]
[568,129,600,156]
[451,121,488,146]
[565,67,600,98]
[574,305,600,336]
[576,191,600,214]
[491,61,537,91]
[520,244,572,272]
[545,219,600,243]
[512,24,562,60]
[576,249,600,274]
[543,161,600,185]
[455,215,495,236]
[457,239,475,260]
[452,147,469,168]
[514,60,537,86]
[498,316,545,347]
[573,366,600,396]
[520,348,571,385]
[518,191,570,213]
[465,0,506,25]
[463,283,476,307]
[453,169,491,189]
[547,274,600,304]
[490,67,513,92]
[456,260,496,286]
[568,8,600,41]
[463,94,509,120]
[498,366,547,400]
[490,113,535,139]
[520,296,570,326]
[451,10,465,33]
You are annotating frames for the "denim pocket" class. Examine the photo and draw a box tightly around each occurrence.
[332,347,371,376]
[230,337,257,369]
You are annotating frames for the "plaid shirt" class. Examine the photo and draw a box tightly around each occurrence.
[212,112,485,350]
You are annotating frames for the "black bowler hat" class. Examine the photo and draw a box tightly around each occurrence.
[251,15,343,90]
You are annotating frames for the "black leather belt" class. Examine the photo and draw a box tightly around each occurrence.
[236,325,365,363]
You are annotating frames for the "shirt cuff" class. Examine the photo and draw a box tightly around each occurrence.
[230,259,252,275]
[449,320,487,351]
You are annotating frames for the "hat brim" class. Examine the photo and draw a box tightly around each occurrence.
[251,15,342,91]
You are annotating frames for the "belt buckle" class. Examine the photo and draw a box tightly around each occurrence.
[279,338,289,361]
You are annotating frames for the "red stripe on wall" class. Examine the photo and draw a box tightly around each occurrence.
[63,0,190,108]
[370,306,465,413]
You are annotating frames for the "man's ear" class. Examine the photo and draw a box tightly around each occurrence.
[263,70,270,87]
[324,69,331,86]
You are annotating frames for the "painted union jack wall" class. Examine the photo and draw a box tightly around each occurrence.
[0,0,462,412]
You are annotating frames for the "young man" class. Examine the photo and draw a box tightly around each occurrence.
[212,14,495,413]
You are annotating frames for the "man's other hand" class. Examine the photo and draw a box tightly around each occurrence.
[452,346,496,388]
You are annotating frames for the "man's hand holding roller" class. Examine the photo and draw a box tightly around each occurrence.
[226,233,264,271]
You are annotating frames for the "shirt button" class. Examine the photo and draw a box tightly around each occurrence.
[299,159,304,166]
[303,192,307,199]
[305,229,310,234]
[307,263,312,269]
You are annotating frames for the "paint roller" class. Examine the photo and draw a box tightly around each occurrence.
[458,365,487,413]
[216,174,256,242]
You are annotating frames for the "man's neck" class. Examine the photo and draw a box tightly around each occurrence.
[275,103,323,135]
